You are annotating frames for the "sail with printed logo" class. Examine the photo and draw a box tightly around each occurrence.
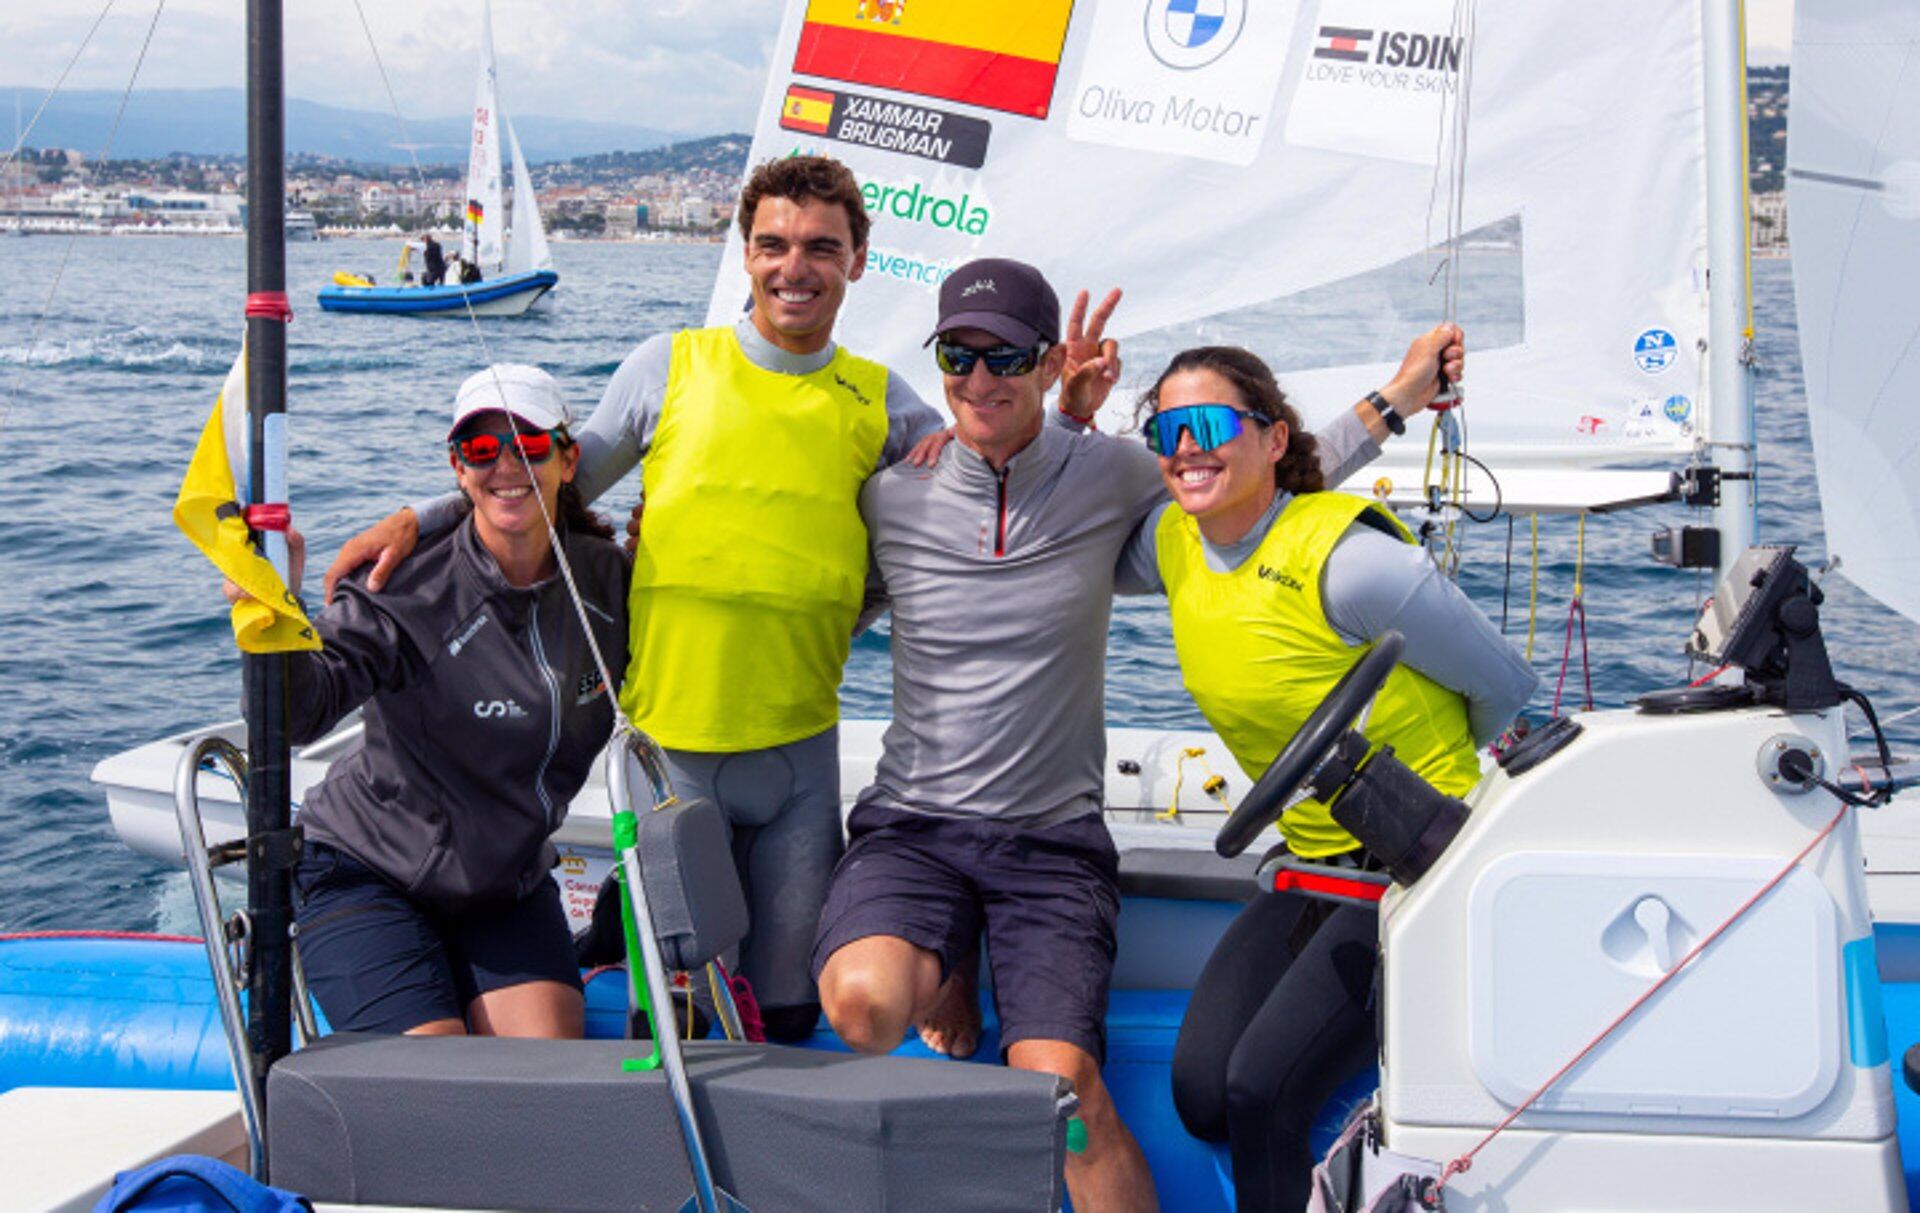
[1788,0,1920,624]
[463,2,506,270]
[717,0,1716,509]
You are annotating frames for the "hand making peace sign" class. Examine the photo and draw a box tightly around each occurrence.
[1059,287,1123,424]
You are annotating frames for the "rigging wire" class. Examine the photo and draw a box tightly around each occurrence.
[346,0,623,715]
[1,0,165,440]
[1418,0,1481,572]
[0,0,120,183]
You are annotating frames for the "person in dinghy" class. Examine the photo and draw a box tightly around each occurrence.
[226,364,628,1038]
[1131,347,1536,1211]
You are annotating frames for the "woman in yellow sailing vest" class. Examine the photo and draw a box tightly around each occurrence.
[1135,345,1536,1212]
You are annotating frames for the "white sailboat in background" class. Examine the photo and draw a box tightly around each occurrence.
[317,0,556,316]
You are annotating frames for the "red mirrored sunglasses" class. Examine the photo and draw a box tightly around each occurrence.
[451,429,557,468]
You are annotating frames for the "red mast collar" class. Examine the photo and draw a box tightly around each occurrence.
[244,292,294,323]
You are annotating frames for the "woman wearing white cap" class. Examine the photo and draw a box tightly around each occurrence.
[233,364,629,1038]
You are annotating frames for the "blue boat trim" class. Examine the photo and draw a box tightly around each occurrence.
[316,269,558,315]
[1847,934,1890,1068]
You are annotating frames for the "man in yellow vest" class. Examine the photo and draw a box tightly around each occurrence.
[321,156,943,1042]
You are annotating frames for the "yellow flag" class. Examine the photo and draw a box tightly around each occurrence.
[172,348,321,653]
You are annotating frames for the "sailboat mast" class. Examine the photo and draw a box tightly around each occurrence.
[243,0,295,1128]
[1702,0,1758,585]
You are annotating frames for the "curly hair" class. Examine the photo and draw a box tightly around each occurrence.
[1136,346,1323,495]
[735,155,870,251]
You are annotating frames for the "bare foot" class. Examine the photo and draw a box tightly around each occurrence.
[915,961,981,1059]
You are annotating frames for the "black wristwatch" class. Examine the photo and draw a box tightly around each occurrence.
[1366,390,1406,436]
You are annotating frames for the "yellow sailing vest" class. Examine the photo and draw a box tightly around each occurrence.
[1157,492,1482,859]
[623,326,889,751]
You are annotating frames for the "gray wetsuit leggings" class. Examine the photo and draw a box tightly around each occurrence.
[662,725,841,1041]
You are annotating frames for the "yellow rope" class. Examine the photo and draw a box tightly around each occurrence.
[1162,747,1228,822]
[1573,513,1587,599]
[706,964,738,1043]
[1525,514,1540,661]
[1737,0,1756,341]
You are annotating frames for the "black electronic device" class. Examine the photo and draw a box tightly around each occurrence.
[1644,544,1844,713]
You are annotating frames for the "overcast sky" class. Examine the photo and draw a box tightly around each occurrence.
[3,0,1794,132]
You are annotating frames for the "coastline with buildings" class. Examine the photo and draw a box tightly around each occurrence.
[0,135,749,242]
[5,71,1796,250]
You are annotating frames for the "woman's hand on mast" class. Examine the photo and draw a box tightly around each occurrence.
[322,507,419,603]
[224,527,306,606]
[1059,288,1124,423]
[625,501,643,558]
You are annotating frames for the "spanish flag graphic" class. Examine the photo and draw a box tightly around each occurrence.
[173,346,321,654]
[780,85,837,135]
[792,0,1074,120]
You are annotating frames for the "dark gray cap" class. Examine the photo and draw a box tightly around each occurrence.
[927,257,1060,348]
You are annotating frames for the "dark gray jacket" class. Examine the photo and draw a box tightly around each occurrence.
[292,519,628,911]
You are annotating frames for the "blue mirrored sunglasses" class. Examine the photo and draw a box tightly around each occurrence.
[1142,404,1267,456]
[934,340,1045,378]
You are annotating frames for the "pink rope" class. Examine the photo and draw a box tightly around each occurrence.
[718,960,766,1043]
[0,930,203,944]
[1550,594,1593,716]
[1432,800,1851,1194]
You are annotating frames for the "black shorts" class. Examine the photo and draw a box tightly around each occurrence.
[292,842,581,1034]
[811,805,1120,1063]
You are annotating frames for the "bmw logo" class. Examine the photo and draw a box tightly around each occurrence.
[1146,0,1246,70]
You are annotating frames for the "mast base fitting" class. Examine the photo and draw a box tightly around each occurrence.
[1651,525,1721,569]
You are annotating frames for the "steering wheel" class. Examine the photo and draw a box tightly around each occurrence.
[1214,631,1406,858]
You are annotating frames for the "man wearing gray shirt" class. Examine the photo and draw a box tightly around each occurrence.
[811,258,1460,1212]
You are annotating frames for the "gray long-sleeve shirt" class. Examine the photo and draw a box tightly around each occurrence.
[1129,491,1539,745]
[415,316,943,532]
[858,406,1377,826]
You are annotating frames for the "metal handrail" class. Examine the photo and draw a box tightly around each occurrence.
[607,726,749,1213]
[173,735,266,1179]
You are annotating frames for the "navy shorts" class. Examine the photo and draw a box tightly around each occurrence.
[292,842,582,1034]
[811,805,1121,1063]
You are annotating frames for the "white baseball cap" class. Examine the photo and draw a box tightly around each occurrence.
[448,364,575,440]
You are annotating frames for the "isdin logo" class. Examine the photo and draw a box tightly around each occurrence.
[1145,0,1245,70]
[961,278,997,297]
[860,179,992,236]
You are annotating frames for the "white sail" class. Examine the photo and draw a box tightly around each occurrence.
[715,0,1710,471]
[462,2,506,271]
[504,116,552,275]
[1788,0,1920,625]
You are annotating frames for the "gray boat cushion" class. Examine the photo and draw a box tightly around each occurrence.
[268,1035,1070,1212]
[639,795,750,971]
[1116,846,1262,903]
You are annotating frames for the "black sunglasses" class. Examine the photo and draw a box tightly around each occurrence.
[934,340,1046,378]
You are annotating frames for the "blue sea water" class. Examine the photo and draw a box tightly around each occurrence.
[0,238,1913,933]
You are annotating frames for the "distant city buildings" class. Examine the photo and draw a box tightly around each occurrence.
[0,135,748,239]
